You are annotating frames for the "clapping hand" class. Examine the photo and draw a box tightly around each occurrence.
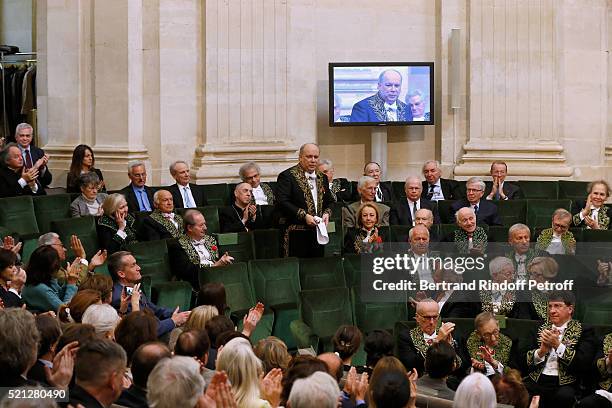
[242,302,264,337]
[2,235,22,254]
[70,235,86,259]
[44,340,78,389]
[260,368,282,408]
[436,322,456,344]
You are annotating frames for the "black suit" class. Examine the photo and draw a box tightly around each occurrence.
[376,181,394,203]
[484,181,523,200]
[422,178,460,201]
[167,183,208,208]
[219,203,265,233]
[389,198,440,226]
[66,384,105,408]
[23,145,52,187]
[440,290,480,318]
[120,184,156,213]
[451,200,502,226]
[0,165,43,198]
[116,385,148,408]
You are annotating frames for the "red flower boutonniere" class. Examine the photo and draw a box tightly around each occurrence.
[211,245,218,251]
[373,236,383,244]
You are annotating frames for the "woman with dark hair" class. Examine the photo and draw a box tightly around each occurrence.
[27,314,62,384]
[197,282,228,315]
[364,329,395,375]
[79,274,114,304]
[332,325,363,372]
[66,144,106,193]
[21,245,81,312]
[114,310,159,365]
[0,247,24,308]
[57,289,102,325]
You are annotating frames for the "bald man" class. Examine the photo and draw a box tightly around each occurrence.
[219,182,265,233]
[138,189,184,241]
[390,176,440,226]
[350,69,412,123]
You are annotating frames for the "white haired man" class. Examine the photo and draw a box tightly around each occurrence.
[451,177,502,226]
[138,189,184,241]
[119,161,155,213]
[421,160,460,201]
[167,160,208,208]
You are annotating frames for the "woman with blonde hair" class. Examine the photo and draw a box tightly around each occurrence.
[168,305,219,351]
[254,336,291,374]
[97,193,138,254]
[344,203,386,254]
[57,289,102,324]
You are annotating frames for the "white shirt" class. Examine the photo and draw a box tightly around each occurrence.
[384,102,398,121]
[191,240,214,266]
[423,331,437,346]
[306,172,318,212]
[179,184,197,208]
[427,181,445,201]
[413,116,425,122]
[162,212,179,230]
[437,290,453,313]
[515,254,527,279]
[375,185,384,202]
[546,234,565,255]
[415,253,433,283]
[252,185,268,205]
[535,322,568,376]
[579,207,600,228]
[84,198,101,215]
[408,199,419,225]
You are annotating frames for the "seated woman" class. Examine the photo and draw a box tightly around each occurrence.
[97,193,138,254]
[0,248,24,308]
[70,172,108,217]
[466,311,517,377]
[66,144,106,193]
[343,203,386,254]
[21,245,81,312]
[573,180,611,229]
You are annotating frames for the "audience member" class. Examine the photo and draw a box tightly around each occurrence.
[138,189,184,240]
[417,341,457,400]
[14,123,52,188]
[479,257,520,317]
[524,291,596,408]
[342,176,390,228]
[167,160,208,208]
[332,325,363,375]
[240,161,276,205]
[390,176,440,226]
[343,203,387,254]
[57,288,101,324]
[98,193,138,253]
[27,314,62,385]
[368,356,416,408]
[22,245,80,312]
[507,223,537,280]
[318,159,352,202]
[79,274,114,304]
[451,177,502,226]
[174,329,215,384]
[109,251,189,337]
[485,161,522,200]
[316,352,343,384]
[0,308,41,389]
[363,162,394,202]
[579,331,612,408]
[444,207,488,254]
[280,355,329,407]
[168,209,233,290]
[169,304,218,351]
[114,311,159,365]
[276,143,333,257]
[82,303,121,339]
[288,371,341,408]
[535,208,576,255]
[406,225,435,283]
[453,372,497,408]
[364,330,395,375]
[0,142,43,197]
[116,342,171,408]
[55,323,97,356]
[422,160,459,201]
[524,257,559,321]
[573,180,611,230]
[120,161,155,213]
[70,172,108,217]
[254,336,292,375]
[467,311,516,377]
[66,144,105,193]
[0,248,24,308]
[491,369,531,408]
[205,315,235,370]
[220,182,265,232]
[433,268,478,319]
[69,338,127,408]
[197,282,228,314]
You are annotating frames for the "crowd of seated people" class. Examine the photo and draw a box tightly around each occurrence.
[2,131,612,407]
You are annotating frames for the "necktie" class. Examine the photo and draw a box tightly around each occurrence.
[162,212,174,219]
[138,190,149,211]
[495,189,500,200]
[376,186,383,202]
[474,204,479,215]
[183,186,194,208]
[24,149,33,169]
[411,201,416,224]
[427,185,435,200]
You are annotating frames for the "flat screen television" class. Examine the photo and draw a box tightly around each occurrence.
[329,62,434,126]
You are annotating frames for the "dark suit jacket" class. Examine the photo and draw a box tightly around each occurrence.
[451,200,502,226]
[484,181,523,200]
[116,385,149,408]
[111,282,175,337]
[67,384,105,408]
[0,165,44,198]
[0,285,24,308]
[219,203,265,233]
[26,360,50,385]
[422,178,460,201]
[330,178,352,203]
[167,183,208,208]
[377,181,394,203]
[137,212,183,241]
[25,145,52,187]
[439,290,480,319]
[350,93,413,122]
[390,198,440,226]
[120,184,156,213]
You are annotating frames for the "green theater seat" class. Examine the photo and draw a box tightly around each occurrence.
[526,199,572,228]
[33,194,72,233]
[199,262,255,316]
[214,231,256,263]
[351,286,407,333]
[517,181,558,199]
[0,196,38,235]
[126,240,172,285]
[299,256,346,290]
[50,216,98,259]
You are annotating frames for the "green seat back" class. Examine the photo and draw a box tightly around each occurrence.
[299,256,346,290]
[299,287,353,340]
[390,225,412,243]
[582,229,612,242]
[584,308,612,325]
[199,262,255,314]
[175,206,220,234]
[526,199,572,229]
[50,216,98,259]
[351,286,406,333]
[343,254,362,287]
[21,238,38,265]
[0,196,38,235]
[392,181,406,200]
[248,257,300,307]
[558,181,589,200]
[202,184,230,206]
[215,232,255,263]
[152,281,193,311]
[517,181,558,199]
[33,194,72,233]
[445,318,477,341]
[496,199,527,226]
[501,318,541,344]
[253,229,281,259]
[324,222,343,257]
[488,225,509,243]
[126,240,172,285]
[436,200,456,224]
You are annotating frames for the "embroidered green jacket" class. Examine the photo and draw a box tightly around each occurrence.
[467,330,513,374]
[177,234,219,266]
[596,333,612,391]
[572,206,610,230]
[452,227,488,254]
[535,228,576,254]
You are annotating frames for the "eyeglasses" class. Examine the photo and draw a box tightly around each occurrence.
[417,314,439,321]
[466,188,483,193]
[481,330,500,339]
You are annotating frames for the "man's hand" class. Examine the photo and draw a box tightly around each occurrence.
[66,258,82,285]
[70,235,87,259]
[45,341,78,389]
[214,252,234,267]
[477,346,498,368]
[89,249,107,272]
[130,282,141,311]
[34,153,49,170]
[202,371,238,408]
[406,368,418,408]
[537,331,552,357]
[247,204,257,221]
[471,357,486,371]
[171,306,190,326]
[436,322,456,344]
[305,214,317,227]
[22,166,39,183]
[260,368,283,408]
[541,329,561,349]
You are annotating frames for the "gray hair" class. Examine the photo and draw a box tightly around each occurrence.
[79,171,101,188]
[15,122,34,137]
[75,338,127,386]
[239,162,261,180]
[422,160,440,171]
[455,206,475,223]
[0,387,57,408]
[378,69,402,84]
[169,160,188,176]
[37,232,60,247]
[488,256,514,277]
[466,177,485,192]
[407,89,424,100]
[0,143,19,165]
[0,308,40,376]
[405,175,421,186]
[153,189,171,205]
[102,193,126,216]
[453,372,497,408]
[147,356,204,408]
[183,209,203,228]
[288,371,340,408]
[409,224,430,239]
[298,143,319,157]
[82,304,121,336]
[127,160,145,173]
[508,223,530,237]
[552,208,572,220]
[357,176,376,191]
[319,159,333,168]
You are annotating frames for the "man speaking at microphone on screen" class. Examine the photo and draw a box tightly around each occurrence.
[350,69,413,122]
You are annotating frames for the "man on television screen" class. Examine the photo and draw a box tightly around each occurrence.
[406,90,430,121]
[350,69,412,122]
